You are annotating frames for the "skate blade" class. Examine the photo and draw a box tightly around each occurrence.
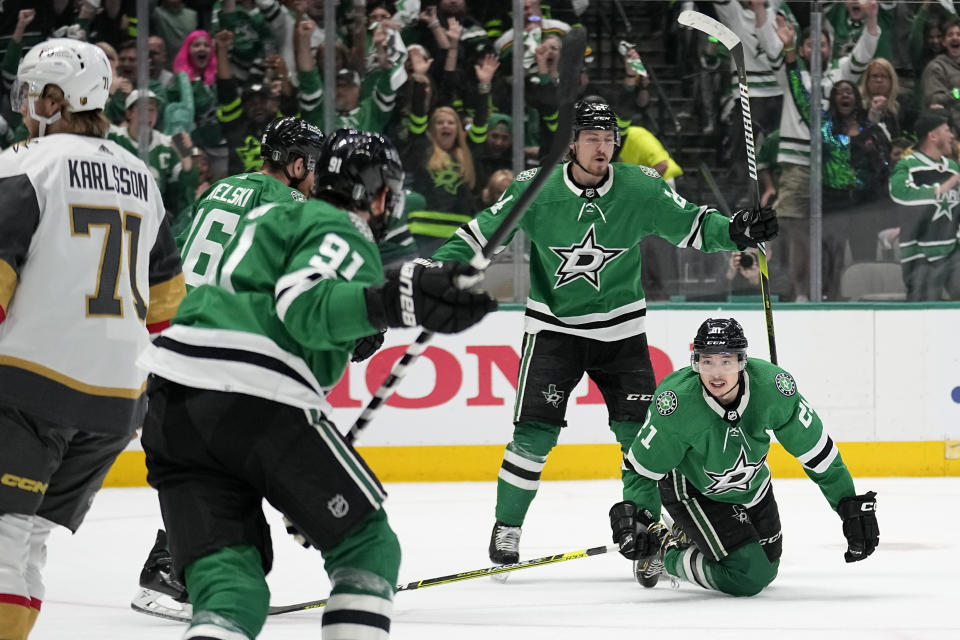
[490,572,511,584]
[130,588,192,622]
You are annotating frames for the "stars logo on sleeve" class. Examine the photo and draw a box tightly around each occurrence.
[775,372,796,396]
[548,225,626,290]
[704,449,767,495]
[656,390,678,416]
[640,165,661,179]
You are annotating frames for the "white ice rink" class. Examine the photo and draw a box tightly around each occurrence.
[29,477,960,640]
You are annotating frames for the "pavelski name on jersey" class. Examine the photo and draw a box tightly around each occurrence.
[67,157,150,203]
[205,181,255,208]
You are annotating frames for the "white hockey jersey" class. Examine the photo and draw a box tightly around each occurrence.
[756,11,879,167]
[0,134,185,435]
[712,0,784,99]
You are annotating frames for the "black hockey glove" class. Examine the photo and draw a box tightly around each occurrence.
[609,501,657,560]
[729,206,778,248]
[364,258,498,334]
[351,329,386,363]
[837,491,879,563]
[283,515,312,549]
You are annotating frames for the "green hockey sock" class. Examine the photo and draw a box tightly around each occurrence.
[494,421,560,525]
[321,509,400,638]
[322,509,401,593]
[184,545,270,640]
[665,542,779,597]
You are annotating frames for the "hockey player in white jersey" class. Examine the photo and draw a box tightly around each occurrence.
[0,39,185,639]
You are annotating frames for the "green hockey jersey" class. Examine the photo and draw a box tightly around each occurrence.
[625,358,855,518]
[433,162,739,341]
[139,200,384,414]
[211,0,275,78]
[888,150,960,264]
[297,64,405,133]
[178,172,305,288]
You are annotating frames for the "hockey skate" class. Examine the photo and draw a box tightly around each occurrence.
[633,522,691,588]
[130,529,193,621]
[488,521,521,565]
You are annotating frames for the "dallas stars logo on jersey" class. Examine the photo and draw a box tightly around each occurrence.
[704,448,767,495]
[549,225,626,290]
[656,390,678,416]
[775,372,796,396]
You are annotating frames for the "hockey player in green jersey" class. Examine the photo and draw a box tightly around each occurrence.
[137,129,497,640]
[430,98,779,566]
[608,318,879,596]
[132,115,325,616]
[177,115,323,268]
[132,119,405,615]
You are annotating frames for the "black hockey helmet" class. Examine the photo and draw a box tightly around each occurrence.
[571,97,620,146]
[691,318,748,371]
[313,128,404,243]
[260,116,325,174]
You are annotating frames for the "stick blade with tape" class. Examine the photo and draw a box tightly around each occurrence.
[677,10,742,52]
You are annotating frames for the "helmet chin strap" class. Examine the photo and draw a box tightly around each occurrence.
[28,98,61,137]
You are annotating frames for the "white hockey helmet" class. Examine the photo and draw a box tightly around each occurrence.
[12,39,110,134]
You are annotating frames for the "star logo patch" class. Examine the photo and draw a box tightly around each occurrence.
[542,384,564,407]
[704,448,767,495]
[775,372,796,397]
[548,225,626,290]
[932,195,959,222]
[656,390,678,416]
[731,505,751,524]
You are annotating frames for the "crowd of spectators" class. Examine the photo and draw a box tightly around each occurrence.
[1,0,959,302]
[685,0,960,302]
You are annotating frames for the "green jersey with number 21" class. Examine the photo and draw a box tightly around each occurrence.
[626,358,856,519]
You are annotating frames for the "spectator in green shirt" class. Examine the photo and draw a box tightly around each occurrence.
[108,90,198,225]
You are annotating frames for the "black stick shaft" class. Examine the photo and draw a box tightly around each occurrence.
[731,43,778,365]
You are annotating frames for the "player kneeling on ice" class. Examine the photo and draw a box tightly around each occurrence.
[608,318,879,596]
[137,129,497,640]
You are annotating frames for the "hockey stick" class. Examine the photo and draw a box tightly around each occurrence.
[132,543,617,622]
[346,26,588,444]
[677,11,778,365]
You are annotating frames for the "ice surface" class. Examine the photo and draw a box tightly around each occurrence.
[29,477,960,639]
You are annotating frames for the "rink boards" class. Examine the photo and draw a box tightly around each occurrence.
[107,304,960,485]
